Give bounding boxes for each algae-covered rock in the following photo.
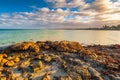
[56,41,83,53]
[42,73,51,80]
[5,60,14,67]
[0,76,6,80]
[43,55,52,62]
[56,75,72,80]
[88,67,103,80]
[24,78,28,80]
[4,42,40,53]
[19,59,30,68]
[14,57,20,63]
[0,59,8,67]
[30,61,43,72]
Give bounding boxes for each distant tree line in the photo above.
[84,24,120,30]
[102,24,120,30]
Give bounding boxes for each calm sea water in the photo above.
[0,29,120,47]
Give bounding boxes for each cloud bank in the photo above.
[0,0,120,28]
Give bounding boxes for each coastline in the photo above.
[0,40,119,80]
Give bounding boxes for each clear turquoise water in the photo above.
[0,29,120,47]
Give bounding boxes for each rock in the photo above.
[5,60,14,67]
[19,59,30,68]
[30,61,43,72]
[0,76,6,80]
[77,67,91,80]
[0,54,7,59]
[21,68,29,77]
[88,67,103,80]
[61,61,67,69]
[42,73,51,80]
[106,63,119,70]
[43,55,52,62]
[68,66,91,80]
[29,43,40,53]
[0,59,8,67]
[35,54,43,59]
[24,78,28,80]
[14,57,20,63]
[4,42,40,53]
[56,75,72,80]
[56,41,83,53]
[20,52,29,59]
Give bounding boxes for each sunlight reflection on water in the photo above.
[0,30,120,46]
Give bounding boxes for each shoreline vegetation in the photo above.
[0,24,120,30]
[0,40,119,80]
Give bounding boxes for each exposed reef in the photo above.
[0,41,119,80]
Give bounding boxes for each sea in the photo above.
[0,29,120,47]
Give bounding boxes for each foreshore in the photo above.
[0,40,119,80]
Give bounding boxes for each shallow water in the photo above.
[0,29,120,46]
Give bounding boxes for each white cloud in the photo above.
[0,0,120,28]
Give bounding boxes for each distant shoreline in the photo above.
[0,28,120,30]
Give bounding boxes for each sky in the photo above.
[0,0,120,29]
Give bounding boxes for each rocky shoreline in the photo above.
[0,41,119,80]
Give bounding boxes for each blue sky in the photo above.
[0,0,120,29]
